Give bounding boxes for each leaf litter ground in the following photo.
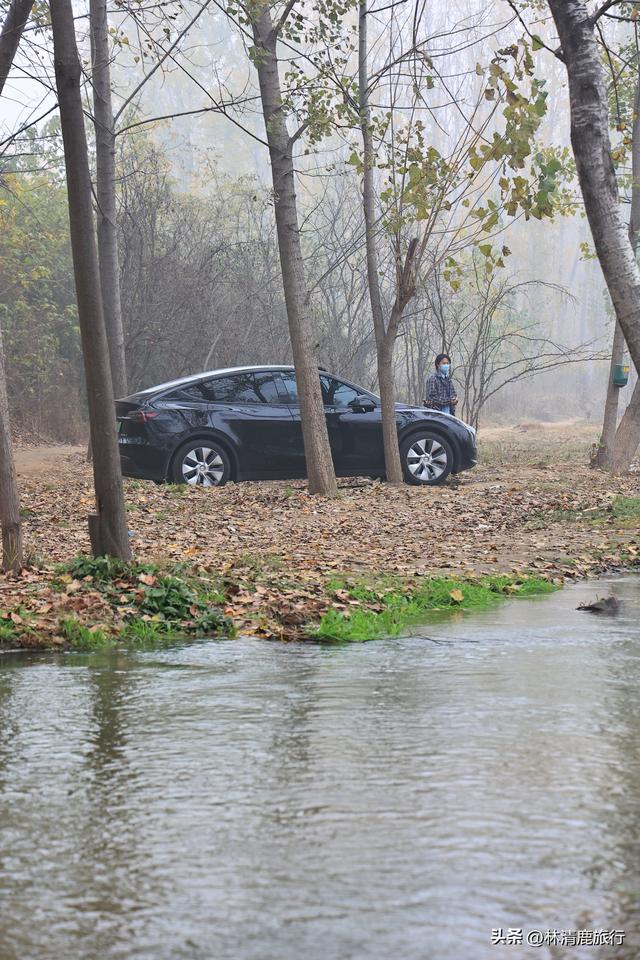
[2,426,639,647]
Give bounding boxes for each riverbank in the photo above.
[2,427,639,648]
[0,561,557,649]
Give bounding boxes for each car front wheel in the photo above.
[171,440,231,487]
[400,432,453,486]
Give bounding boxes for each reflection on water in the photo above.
[1,577,640,960]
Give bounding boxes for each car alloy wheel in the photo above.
[172,441,231,486]
[401,432,453,485]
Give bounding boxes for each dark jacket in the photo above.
[425,371,457,410]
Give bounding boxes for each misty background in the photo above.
[0,0,623,440]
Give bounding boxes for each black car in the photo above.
[116,365,477,487]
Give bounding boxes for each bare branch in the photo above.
[116,99,259,136]
[591,0,624,25]
[0,103,57,151]
[504,0,564,61]
[272,0,297,40]
[113,0,213,123]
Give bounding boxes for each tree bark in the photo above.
[358,0,403,484]
[593,319,625,468]
[548,0,640,376]
[609,378,640,471]
[90,0,127,399]
[0,321,22,574]
[251,4,337,496]
[50,0,130,559]
[594,66,640,470]
[0,0,33,97]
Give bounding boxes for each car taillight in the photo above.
[124,410,158,423]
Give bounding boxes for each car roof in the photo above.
[127,365,296,399]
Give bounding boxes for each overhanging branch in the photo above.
[591,0,624,25]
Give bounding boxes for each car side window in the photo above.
[161,374,288,404]
[320,376,360,408]
[208,375,267,403]
[277,373,364,407]
[163,384,206,402]
[253,372,288,404]
[279,373,298,404]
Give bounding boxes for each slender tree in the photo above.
[90,0,127,398]
[0,0,31,572]
[352,4,569,481]
[596,321,627,467]
[358,0,403,483]
[546,0,640,376]
[0,0,33,95]
[596,41,640,471]
[248,1,337,496]
[0,320,22,573]
[49,0,130,558]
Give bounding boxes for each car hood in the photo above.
[396,403,476,435]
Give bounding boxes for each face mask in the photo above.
[440,363,450,375]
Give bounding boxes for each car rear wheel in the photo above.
[171,440,231,487]
[400,432,453,486]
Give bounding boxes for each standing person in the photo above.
[425,353,458,415]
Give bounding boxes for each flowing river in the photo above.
[1,577,639,960]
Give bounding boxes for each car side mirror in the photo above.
[349,395,376,413]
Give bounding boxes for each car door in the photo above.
[320,375,385,475]
[276,371,310,476]
[201,372,297,478]
[279,372,385,476]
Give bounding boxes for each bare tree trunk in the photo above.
[50,0,130,559]
[378,322,404,481]
[594,320,625,468]
[0,0,33,96]
[0,0,28,573]
[251,4,336,496]
[90,0,127,399]
[595,69,640,469]
[358,0,403,484]
[610,379,640,471]
[0,321,22,573]
[548,1,640,376]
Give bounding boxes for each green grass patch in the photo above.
[165,484,187,497]
[544,506,606,524]
[0,608,41,647]
[544,497,640,527]
[0,620,19,644]
[314,573,556,642]
[118,617,204,649]
[59,617,113,651]
[54,555,233,648]
[611,496,640,520]
[232,552,285,576]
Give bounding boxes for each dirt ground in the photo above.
[15,444,85,479]
[8,418,639,575]
[479,418,602,465]
[3,419,639,641]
